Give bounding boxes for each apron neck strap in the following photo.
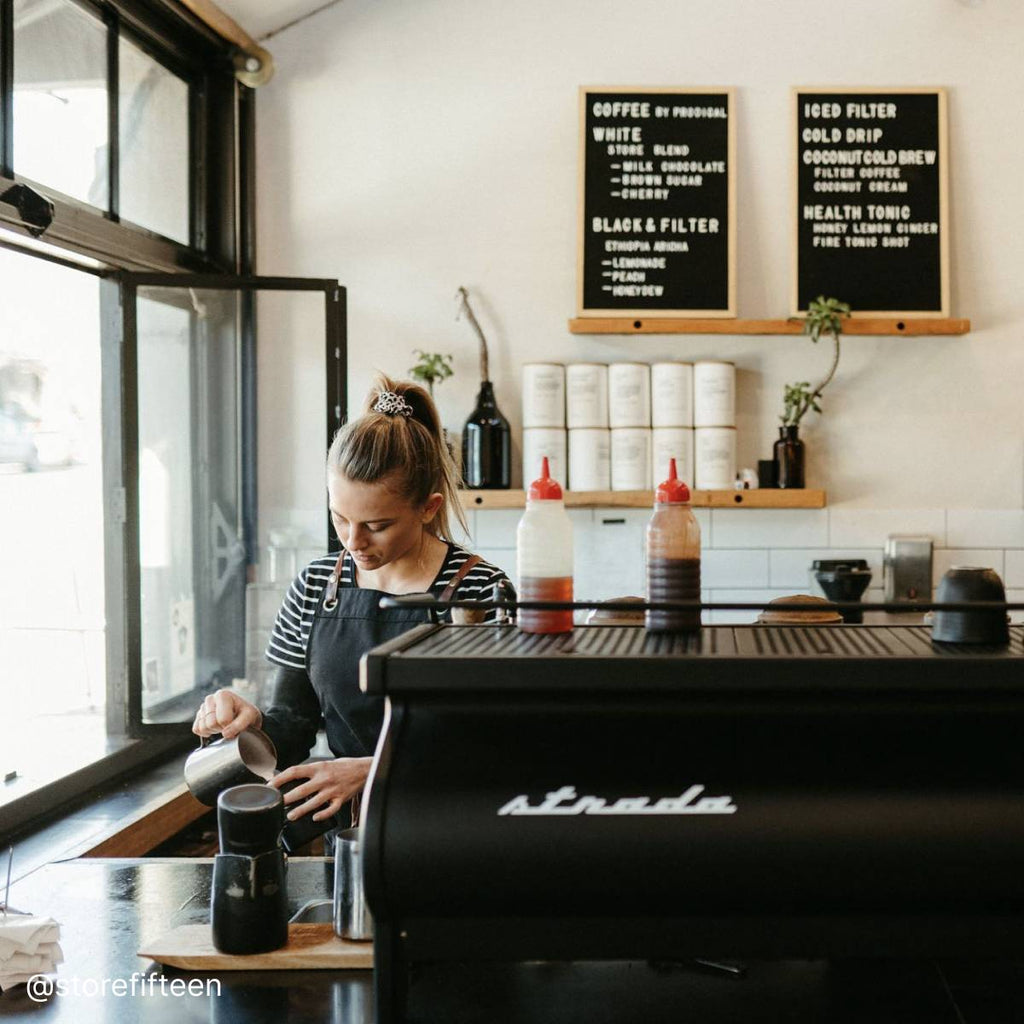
[324,550,482,605]
[324,551,347,605]
[438,554,482,603]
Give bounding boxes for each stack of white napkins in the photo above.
[0,914,63,992]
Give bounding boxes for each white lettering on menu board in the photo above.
[800,100,938,249]
[587,97,728,301]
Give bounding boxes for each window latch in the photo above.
[0,184,55,238]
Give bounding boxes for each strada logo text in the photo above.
[497,785,737,817]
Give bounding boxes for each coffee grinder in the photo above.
[211,783,289,954]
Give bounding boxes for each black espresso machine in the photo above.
[360,621,1024,1021]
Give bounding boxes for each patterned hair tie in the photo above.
[373,390,414,418]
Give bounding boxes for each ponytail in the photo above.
[327,374,468,542]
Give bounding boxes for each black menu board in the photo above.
[578,87,735,317]
[793,88,948,316]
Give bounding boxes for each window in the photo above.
[3,0,219,266]
[12,0,108,209]
[0,0,253,836]
[0,246,107,792]
[118,35,190,243]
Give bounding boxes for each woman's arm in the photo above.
[260,665,324,769]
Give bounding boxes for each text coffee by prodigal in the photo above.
[522,428,568,489]
[693,361,735,427]
[694,426,736,490]
[522,364,566,428]
[568,428,611,491]
[611,428,652,491]
[652,428,695,487]
[566,364,609,429]
[651,362,694,428]
[608,363,651,428]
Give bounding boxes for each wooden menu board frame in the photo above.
[791,87,949,318]
[577,86,736,319]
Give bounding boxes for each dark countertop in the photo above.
[1,858,1023,1022]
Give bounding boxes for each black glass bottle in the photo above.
[462,381,511,489]
[774,425,805,489]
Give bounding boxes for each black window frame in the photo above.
[0,0,240,273]
[116,272,346,738]
[0,0,271,840]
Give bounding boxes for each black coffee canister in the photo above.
[211,784,289,954]
[931,566,1010,645]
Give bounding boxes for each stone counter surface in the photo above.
[0,858,1022,1022]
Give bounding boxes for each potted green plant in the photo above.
[409,349,456,461]
[409,349,454,397]
[777,296,851,487]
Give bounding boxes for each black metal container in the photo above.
[211,784,288,954]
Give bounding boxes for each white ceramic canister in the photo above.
[568,428,611,491]
[651,362,694,428]
[610,428,652,491]
[694,426,736,490]
[693,361,736,428]
[522,363,565,428]
[566,363,609,429]
[608,363,651,428]
[522,428,567,489]
[652,427,695,488]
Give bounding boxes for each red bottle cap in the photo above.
[655,458,691,504]
[528,456,563,500]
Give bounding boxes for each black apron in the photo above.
[305,549,482,759]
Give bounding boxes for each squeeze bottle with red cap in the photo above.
[516,456,574,634]
[645,457,701,632]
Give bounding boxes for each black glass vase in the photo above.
[462,381,511,489]
[774,425,805,489]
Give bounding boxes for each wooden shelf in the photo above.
[460,489,826,510]
[568,317,970,336]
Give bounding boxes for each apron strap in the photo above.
[438,554,483,603]
[325,550,482,608]
[323,551,347,608]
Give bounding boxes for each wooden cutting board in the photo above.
[139,923,373,970]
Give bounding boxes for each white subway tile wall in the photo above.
[244,506,1024,639]
[702,549,770,589]
[946,510,1024,549]
[1006,550,1024,589]
[828,509,947,549]
[465,506,1024,624]
[712,509,828,549]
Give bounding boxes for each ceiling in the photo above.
[214,0,331,41]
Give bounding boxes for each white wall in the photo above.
[253,0,1024,552]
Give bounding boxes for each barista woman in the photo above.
[192,375,512,826]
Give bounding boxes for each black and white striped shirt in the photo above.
[265,544,514,671]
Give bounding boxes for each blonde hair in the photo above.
[327,374,467,542]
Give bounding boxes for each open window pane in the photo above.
[0,247,105,799]
[137,287,242,722]
[119,37,190,244]
[13,0,109,209]
[124,276,342,729]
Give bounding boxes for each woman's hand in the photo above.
[192,688,262,740]
[269,758,372,822]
